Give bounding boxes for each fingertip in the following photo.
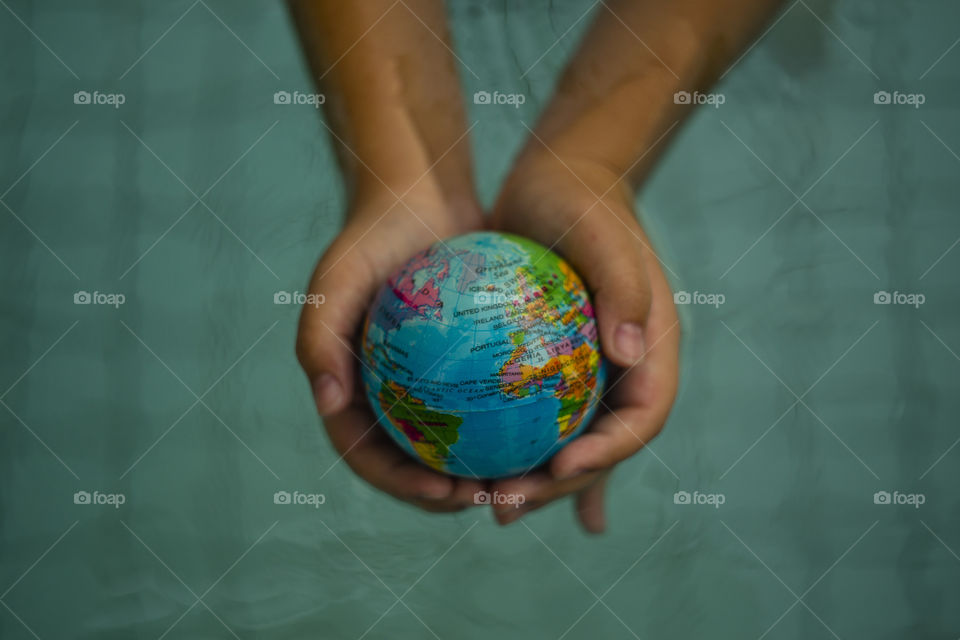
[576,477,608,534]
[579,507,606,534]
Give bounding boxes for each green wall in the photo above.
[1,1,958,638]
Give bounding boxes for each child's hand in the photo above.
[288,0,488,511]
[487,154,680,532]
[289,0,776,530]
[296,187,488,512]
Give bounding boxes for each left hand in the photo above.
[487,152,680,533]
[296,183,488,513]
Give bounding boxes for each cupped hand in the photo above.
[488,153,680,533]
[296,183,488,512]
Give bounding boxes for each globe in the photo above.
[360,231,607,479]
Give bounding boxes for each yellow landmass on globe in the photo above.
[498,342,600,438]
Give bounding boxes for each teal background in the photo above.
[2,1,959,638]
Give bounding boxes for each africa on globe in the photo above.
[361,232,606,479]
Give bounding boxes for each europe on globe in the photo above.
[361,231,606,479]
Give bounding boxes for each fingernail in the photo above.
[614,323,646,362]
[312,374,343,415]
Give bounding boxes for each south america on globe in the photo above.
[360,231,607,479]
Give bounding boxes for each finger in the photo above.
[575,472,610,534]
[603,248,681,413]
[549,406,664,481]
[413,477,490,513]
[556,206,653,368]
[296,229,380,415]
[491,470,601,525]
[552,256,680,479]
[492,181,653,367]
[323,403,455,502]
[446,476,491,507]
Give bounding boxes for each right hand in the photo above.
[296,183,487,512]
[487,153,680,532]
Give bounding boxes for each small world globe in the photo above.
[361,231,606,479]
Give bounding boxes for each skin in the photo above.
[289,0,784,531]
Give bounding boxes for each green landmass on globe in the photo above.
[361,231,606,479]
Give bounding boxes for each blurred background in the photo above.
[1,0,959,638]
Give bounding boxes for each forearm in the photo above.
[520,0,784,190]
[287,0,476,208]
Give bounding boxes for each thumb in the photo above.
[296,237,379,416]
[558,205,652,367]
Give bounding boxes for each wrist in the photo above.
[501,150,636,217]
[349,162,478,214]
[335,100,478,222]
[492,151,646,254]
[349,173,482,233]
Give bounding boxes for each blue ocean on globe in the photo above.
[361,232,607,478]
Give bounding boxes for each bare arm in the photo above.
[492,0,785,532]
[287,0,478,211]
[520,0,784,186]
[290,0,484,509]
